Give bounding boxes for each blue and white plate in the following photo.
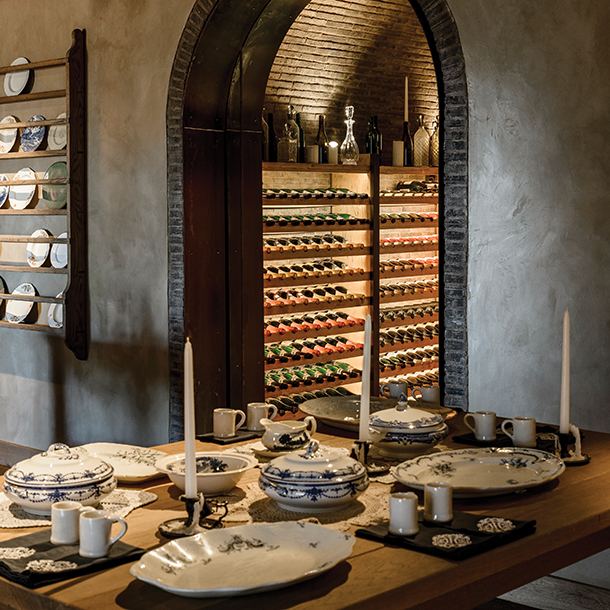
[0,174,8,207]
[21,115,46,152]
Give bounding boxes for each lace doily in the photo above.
[0,489,158,528]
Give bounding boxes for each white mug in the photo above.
[423,482,453,523]
[246,402,278,432]
[501,417,537,448]
[79,510,127,558]
[380,380,407,399]
[389,492,419,536]
[51,501,94,545]
[412,386,440,404]
[213,408,246,438]
[464,411,497,441]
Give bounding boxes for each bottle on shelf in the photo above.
[295,112,306,163]
[429,116,439,167]
[262,113,269,162]
[267,112,278,162]
[402,120,414,166]
[277,105,300,163]
[340,105,359,165]
[315,115,330,164]
[413,114,430,167]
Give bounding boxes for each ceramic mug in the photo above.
[423,481,453,523]
[246,402,278,432]
[79,510,127,558]
[260,416,317,451]
[389,492,419,536]
[464,411,497,441]
[213,408,246,439]
[501,417,537,448]
[380,380,407,399]
[411,386,440,404]
[51,501,94,545]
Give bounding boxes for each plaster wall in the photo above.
[0,0,194,450]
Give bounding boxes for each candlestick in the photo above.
[560,309,570,434]
[359,313,372,442]
[404,76,409,122]
[184,337,197,498]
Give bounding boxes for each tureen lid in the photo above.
[369,394,443,431]
[260,440,366,483]
[4,443,114,488]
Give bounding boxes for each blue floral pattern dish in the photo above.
[393,447,566,498]
[21,115,46,152]
[0,174,7,206]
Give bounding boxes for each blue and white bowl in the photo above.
[259,441,369,512]
[3,443,117,515]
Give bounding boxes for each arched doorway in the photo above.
[166,0,468,440]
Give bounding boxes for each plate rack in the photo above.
[0,29,87,360]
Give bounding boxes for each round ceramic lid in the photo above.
[369,398,443,431]
[5,443,114,488]
[260,440,366,483]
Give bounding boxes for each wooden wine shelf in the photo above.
[380,313,438,328]
[264,322,365,343]
[379,358,440,377]
[380,288,438,304]
[264,296,370,316]
[265,375,362,398]
[263,161,371,174]
[264,244,370,261]
[380,242,438,255]
[380,195,438,204]
[379,165,439,177]
[263,221,369,233]
[263,270,370,288]
[379,219,438,229]
[265,348,363,371]
[380,265,438,279]
[379,337,438,354]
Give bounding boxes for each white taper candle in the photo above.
[359,313,372,442]
[559,309,570,435]
[184,337,197,497]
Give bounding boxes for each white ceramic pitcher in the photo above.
[260,416,317,451]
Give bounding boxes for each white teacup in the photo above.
[51,501,94,545]
[380,380,407,399]
[464,411,497,441]
[213,408,246,438]
[79,510,127,558]
[411,386,440,404]
[246,402,278,432]
[501,417,537,448]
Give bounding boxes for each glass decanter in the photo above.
[340,105,359,165]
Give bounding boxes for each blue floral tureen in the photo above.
[259,440,369,512]
[3,443,117,515]
[369,394,449,458]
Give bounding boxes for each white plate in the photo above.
[50,232,68,268]
[21,115,46,153]
[0,174,8,206]
[394,447,565,498]
[79,443,167,482]
[48,113,67,150]
[47,291,63,329]
[26,229,51,267]
[9,167,36,209]
[130,522,355,598]
[4,57,30,97]
[0,116,18,154]
[5,282,36,323]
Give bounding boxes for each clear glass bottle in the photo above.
[340,105,359,165]
[315,115,329,163]
[277,105,299,163]
[429,115,439,167]
[413,114,430,167]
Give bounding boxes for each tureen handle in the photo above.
[43,443,73,458]
[303,440,320,459]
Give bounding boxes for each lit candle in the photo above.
[328,141,339,164]
[184,337,197,498]
[404,76,409,122]
[559,309,570,434]
[359,313,372,442]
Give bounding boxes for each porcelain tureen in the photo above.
[3,443,117,515]
[369,394,449,458]
[259,440,369,512]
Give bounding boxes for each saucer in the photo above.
[251,441,295,459]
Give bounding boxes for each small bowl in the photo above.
[156,452,257,496]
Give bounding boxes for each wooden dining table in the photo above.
[0,412,609,610]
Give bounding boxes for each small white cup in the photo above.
[246,402,278,432]
[51,501,94,545]
[464,411,497,441]
[501,416,537,448]
[306,145,319,163]
[392,141,404,167]
[412,386,440,404]
[423,482,453,523]
[79,510,127,558]
[389,492,419,536]
[380,380,407,399]
[213,408,246,438]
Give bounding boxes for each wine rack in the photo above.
[262,158,440,416]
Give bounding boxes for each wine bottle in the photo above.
[267,113,278,162]
[278,105,299,163]
[315,115,330,163]
[261,113,269,162]
[365,117,376,154]
[402,120,414,166]
[429,115,439,167]
[295,113,306,163]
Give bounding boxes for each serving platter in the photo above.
[393,447,565,498]
[26,229,51,267]
[21,115,46,152]
[0,116,18,154]
[5,283,36,323]
[130,522,355,598]
[4,58,30,97]
[78,443,167,483]
[9,167,37,209]
[299,395,455,432]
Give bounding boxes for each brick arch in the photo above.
[166,0,468,440]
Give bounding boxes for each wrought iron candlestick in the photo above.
[158,493,227,538]
[350,440,389,475]
[558,423,590,466]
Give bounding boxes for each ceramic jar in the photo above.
[369,398,448,458]
[259,440,369,512]
[3,443,117,515]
